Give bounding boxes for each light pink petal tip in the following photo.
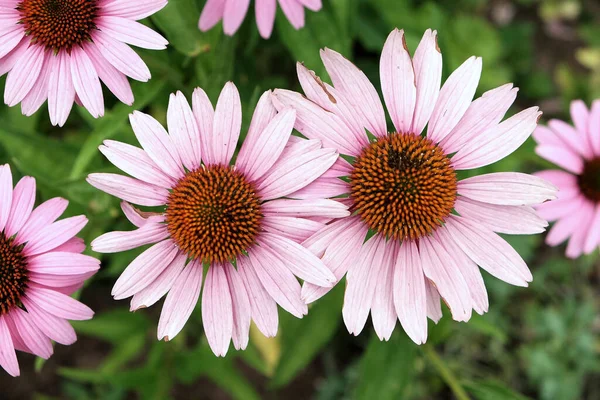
[202,264,233,357]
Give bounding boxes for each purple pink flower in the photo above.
[272,28,556,343]
[0,0,168,126]
[0,164,97,377]
[199,0,322,39]
[87,83,346,356]
[534,99,600,258]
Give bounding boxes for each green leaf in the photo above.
[151,0,214,57]
[353,332,418,400]
[464,379,532,400]
[271,284,344,388]
[71,309,151,344]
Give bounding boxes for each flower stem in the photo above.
[423,344,470,400]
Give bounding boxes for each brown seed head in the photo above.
[578,158,600,202]
[0,233,28,315]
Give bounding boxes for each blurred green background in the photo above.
[1,0,599,399]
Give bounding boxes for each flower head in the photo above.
[87,83,345,356]
[199,0,322,39]
[0,164,97,377]
[272,28,556,343]
[0,0,168,126]
[534,99,600,258]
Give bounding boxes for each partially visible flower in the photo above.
[272,28,556,343]
[0,164,97,377]
[199,0,321,39]
[87,84,345,356]
[0,0,168,126]
[534,99,600,258]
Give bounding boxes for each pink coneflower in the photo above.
[272,28,556,343]
[199,0,321,39]
[0,0,168,126]
[533,100,600,258]
[0,164,97,377]
[87,83,344,356]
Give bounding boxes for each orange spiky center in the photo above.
[0,233,28,315]
[165,165,263,263]
[578,158,600,202]
[350,132,457,240]
[17,0,98,52]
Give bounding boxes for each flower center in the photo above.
[17,0,98,52]
[578,158,600,202]
[350,132,457,240]
[0,233,29,315]
[165,165,263,263]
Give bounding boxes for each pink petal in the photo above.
[5,176,35,237]
[130,252,187,311]
[536,193,585,222]
[24,216,87,257]
[199,0,225,32]
[129,111,184,179]
[545,207,583,247]
[301,216,368,303]
[237,107,295,181]
[28,271,95,288]
[0,36,28,76]
[120,201,163,228]
[420,234,472,322]
[262,198,349,218]
[452,106,542,170]
[100,0,167,20]
[111,240,180,299]
[87,173,169,206]
[27,252,100,275]
[48,51,76,127]
[20,299,76,345]
[84,41,134,105]
[565,202,596,259]
[6,309,53,359]
[91,221,169,253]
[441,83,518,154]
[343,235,386,336]
[320,48,387,138]
[0,26,24,60]
[25,285,94,321]
[70,47,104,118]
[411,29,442,135]
[157,260,203,341]
[458,172,557,206]
[0,164,12,232]
[287,176,350,200]
[92,30,151,81]
[454,197,548,234]
[0,316,19,377]
[262,216,324,243]
[4,44,44,106]
[99,140,175,188]
[14,197,68,246]
[446,215,532,286]
[371,241,398,341]
[223,263,251,350]
[248,244,307,318]
[223,0,250,35]
[167,91,202,171]
[380,29,415,134]
[589,100,600,156]
[201,263,233,356]
[393,241,427,344]
[96,16,168,50]
[279,0,305,29]
[536,144,585,175]
[272,89,363,156]
[192,87,215,165]
[255,0,276,38]
[548,119,591,159]
[425,280,442,323]
[258,232,336,286]
[211,82,242,165]
[570,99,589,136]
[237,255,279,337]
[583,203,600,254]
[53,237,86,254]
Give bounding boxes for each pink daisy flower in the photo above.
[533,99,600,258]
[199,0,322,39]
[0,0,168,126]
[87,83,345,356]
[272,28,557,343]
[0,164,97,377]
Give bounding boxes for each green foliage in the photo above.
[0,0,599,399]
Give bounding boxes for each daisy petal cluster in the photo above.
[0,164,97,377]
[534,99,600,258]
[0,0,168,126]
[272,28,556,343]
[87,83,346,356]
[199,0,322,39]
